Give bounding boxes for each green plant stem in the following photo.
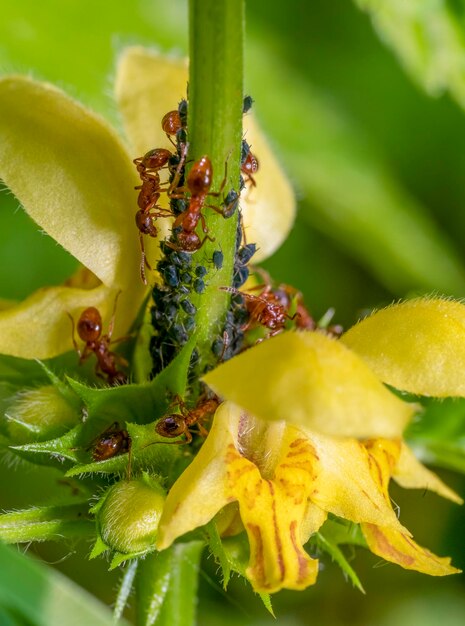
[188,0,244,366]
[0,503,94,543]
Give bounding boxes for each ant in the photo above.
[88,422,131,461]
[68,294,128,386]
[168,155,238,253]
[150,395,219,445]
[133,148,176,283]
[221,285,295,336]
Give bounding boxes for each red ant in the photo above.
[168,155,238,253]
[221,285,296,336]
[133,148,176,283]
[147,395,219,445]
[68,294,128,386]
[88,422,131,461]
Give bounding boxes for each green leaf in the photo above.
[0,504,94,544]
[354,0,465,111]
[135,542,204,626]
[405,397,465,473]
[0,542,129,626]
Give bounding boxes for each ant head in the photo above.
[77,307,102,342]
[135,210,158,237]
[156,414,186,438]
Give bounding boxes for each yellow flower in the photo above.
[0,48,294,359]
[157,299,465,593]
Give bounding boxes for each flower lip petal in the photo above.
[342,298,465,397]
[203,330,413,439]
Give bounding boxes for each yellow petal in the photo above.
[342,298,465,397]
[394,442,463,504]
[115,47,295,261]
[156,402,238,551]
[115,47,187,156]
[0,77,145,358]
[158,404,322,593]
[362,524,460,576]
[361,438,460,576]
[228,438,320,593]
[115,47,190,254]
[203,330,413,438]
[303,431,406,529]
[240,115,296,262]
[0,281,121,359]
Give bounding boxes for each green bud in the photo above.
[96,474,166,555]
[7,385,79,443]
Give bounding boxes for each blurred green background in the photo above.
[1,0,465,624]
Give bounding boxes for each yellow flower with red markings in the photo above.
[158,298,465,592]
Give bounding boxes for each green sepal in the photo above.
[204,520,231,589]
[319,517,367,548]
[110,551,146,571]
[310,517,366,593]
[10,423,83,468]
[36,359,83,410]
[66,336,195,425]
[221,534,274,616]
[89,535,108,560]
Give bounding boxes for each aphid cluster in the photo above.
[137,96,259,378]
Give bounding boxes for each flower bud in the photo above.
[7,385,79,443]
[96,474,165,555]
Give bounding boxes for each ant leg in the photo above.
[107,290,123,340]
[168,142,190,194]
[66,312,82,358]
[199,212,209,234]
[197,234,216,250]
[139,233,151,285]
[126,440,133,480]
